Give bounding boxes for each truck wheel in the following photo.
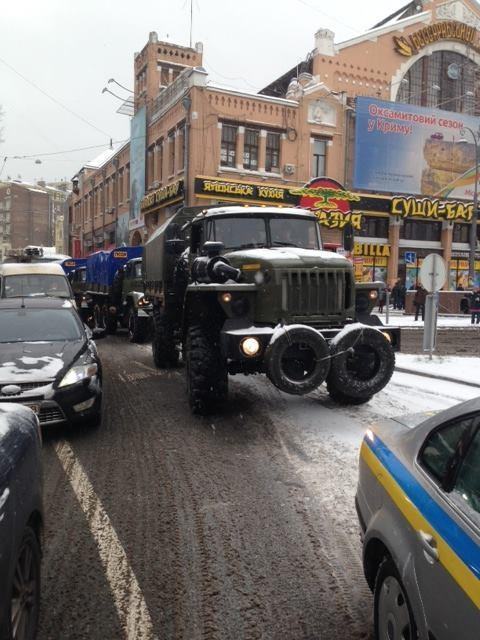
[264,326,330,395]
[186,324,228,415]
[128,308,147,343]
[327,326,394,401]
[103,305,117,334]
[152,308,178,367]
[326,384,372,406]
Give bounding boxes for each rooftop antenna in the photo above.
[189,0,193,48]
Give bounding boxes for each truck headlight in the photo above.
[58,363,98,388]
[137,296,151,307]
[369,290,378,300]
[240,337,261,357]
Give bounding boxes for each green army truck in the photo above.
[144,206,400,414]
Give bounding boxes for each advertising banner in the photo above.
[116,212,130,246]
[129,106,146,222]
[354,97,480,198]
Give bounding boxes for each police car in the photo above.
[356,398,480,639]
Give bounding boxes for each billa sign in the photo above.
[353,243,390,258]
[393,21,479,57]
[140,179,184,213]
[391,196,473,222]
[194,175,363,229]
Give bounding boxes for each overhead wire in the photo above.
[0,55,112,139]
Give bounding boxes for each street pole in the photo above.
[459,127,479,288]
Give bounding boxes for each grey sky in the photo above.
[1,0,405,183]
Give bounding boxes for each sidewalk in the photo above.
[378,308,478,328]
[395,353,480,389]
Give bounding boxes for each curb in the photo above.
[395,367,480,389]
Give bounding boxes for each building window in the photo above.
[168,130,175,175]
[401,220,442,241]
[453,223,470,243]
[265,132,280,172]
[357,216,389,238]
[312,138,327,178]
[243,128,259,170]
[178,125,185,171]
[396,51,480,115]
[221,125,237,167]
[157,140,163,183]
[160,67,169,87]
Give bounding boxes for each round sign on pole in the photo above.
[419,254,447,292]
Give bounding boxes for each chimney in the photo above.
[149,31,158,43]
[315,29,335,57]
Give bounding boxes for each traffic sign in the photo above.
[404,251,417,265]
[419,253,447,292]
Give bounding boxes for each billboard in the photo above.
[129,106,146,222]
[354,97,480,199]
[116,213,129,246]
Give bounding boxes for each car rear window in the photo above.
[0,309,83,343]
[3,274,71,298]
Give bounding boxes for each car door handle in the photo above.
[418,530,439,563]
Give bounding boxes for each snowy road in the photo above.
[38,337,478,640]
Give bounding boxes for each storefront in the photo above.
[353,242,389,284]
[141,179,185,234]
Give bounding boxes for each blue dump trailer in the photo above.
[61,257,87,276]
[70,247,152,342]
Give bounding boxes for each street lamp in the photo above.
[458,127,479,287]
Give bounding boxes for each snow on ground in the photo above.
[378,310,476,327]
[396,353,480,386]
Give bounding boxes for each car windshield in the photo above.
[0,309,83,343]
[270,218,320,249]
[3,274,71,298]
[206,217,267,250]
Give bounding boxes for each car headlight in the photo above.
[137,296,151,307]
[58,363,98,388]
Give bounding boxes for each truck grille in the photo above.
[279,269,352,317]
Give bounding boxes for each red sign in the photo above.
[290,178,363,230]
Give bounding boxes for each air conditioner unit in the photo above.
[283,164,295,175]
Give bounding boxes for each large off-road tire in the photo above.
[7,525,41,640]
[152,306,178,368]
[374,557,417,640]
[327,325,394,403]
[127,308,147,343]
[264,326,330,395]
[186,324,228,415]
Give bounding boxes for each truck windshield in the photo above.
[270,218,320,249]
[3,275,72,298]
[206,217,267,250]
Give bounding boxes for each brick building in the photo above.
[69,0,480,288]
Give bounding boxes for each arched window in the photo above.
[396,51,480,115]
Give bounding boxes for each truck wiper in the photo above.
[272,241,300,247]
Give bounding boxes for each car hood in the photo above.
[390,411,440,430]
[0,340,84,384]
[225,247,351,269]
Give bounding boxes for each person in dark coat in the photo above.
[391,281,400,309]
[470,289,480,325]
[398,281,406,310]
[377,284,388,314]
[413,283,427,321]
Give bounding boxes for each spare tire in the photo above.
[265,326,330,395]
[327,325,394,400]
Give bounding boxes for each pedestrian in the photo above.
[391,280,400,309]
[470,288,480,325]
[398,281,406,310]
[413,283,427,321]
[377,284,387,314]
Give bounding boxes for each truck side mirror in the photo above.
[166,239,186,255]
[343,222,354,252]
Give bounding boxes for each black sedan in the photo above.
[0,298,104,427]
[0,403,43,640]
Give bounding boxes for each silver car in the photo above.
[356,397,480,640]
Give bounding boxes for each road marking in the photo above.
[54,441,156,640]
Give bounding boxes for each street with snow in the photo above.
[37,333,479,640]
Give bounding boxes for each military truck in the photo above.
[71,247,152,342]
[144,206,400,414]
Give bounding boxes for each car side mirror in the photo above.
[92,328,107,340]
[343,222,354,252]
